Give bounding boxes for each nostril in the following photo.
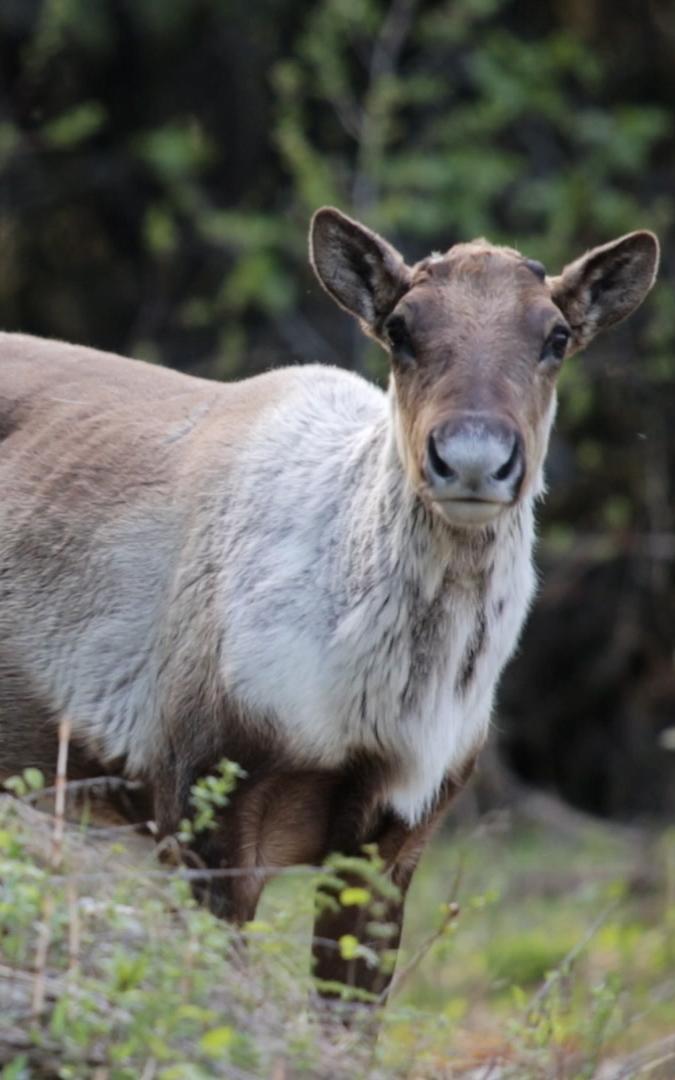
[492,439,519,482]
[427,433,456,481]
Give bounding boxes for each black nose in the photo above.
[426,416,524,501]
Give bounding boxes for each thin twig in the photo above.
[385,899,460,1003]
[46,863,328,884]
[51,717,71,869]
[384,854,465,1002]
[594,1034,675,1079]
[527,900,619,1018]
[21,774,144,804]
[1,962,133,1021]
[352,0,419,214]
[31,717,71,1015]
[67,878,80,972]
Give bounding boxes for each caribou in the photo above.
[0,208,658,1003]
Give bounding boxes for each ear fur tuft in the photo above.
[309,208,410,336]
[550,231,659,350]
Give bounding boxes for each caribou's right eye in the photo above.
[540,323,571,365]
[385,315,415,362]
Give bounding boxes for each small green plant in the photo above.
[1,774,673,1076]
[177,759,246,843]
[311,844,402,1002]
[2,767,45,798]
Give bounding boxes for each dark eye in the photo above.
[541,324,570,364]
[385,315,415,362]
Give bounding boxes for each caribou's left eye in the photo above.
[385,315,415,363]
[541,324,570,364]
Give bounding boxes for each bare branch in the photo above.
[352,0,419,215]
[31,717,72,1016]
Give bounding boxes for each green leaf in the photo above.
[175,1003,216,1024]
[199,1025,235,1056]
[0,121,20,164]
[244,919,274,934]
[338,933,360,960]
[23,768,44,792]
[43,102,106,147]
[339,886,371,907]
[1,1054,30,1080]
[3,776,27,797]
[145,206,178,255]
[135,121,214,182]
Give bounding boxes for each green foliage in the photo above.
[271,0,670,251]
[257,0,673,409]
[3,768,45,798]
[1,788,673,1076]
[134,121,215,185]
[177,759,246,842]
[487,930,571,986]
[2,0,672,446]
[42,101,107,148]
[310,845,403,1002]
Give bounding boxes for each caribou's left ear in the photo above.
[550,231,659,351]
[309,207,411,337]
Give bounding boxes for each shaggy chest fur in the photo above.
[216,368,536,825]
[0,356,537,827]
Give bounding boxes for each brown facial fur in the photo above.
[310,209,658,526]
[389,241,565,501]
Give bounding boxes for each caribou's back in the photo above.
[0,332,299,778]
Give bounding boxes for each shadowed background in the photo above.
[0,0,673,820]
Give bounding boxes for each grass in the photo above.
[386,821,675,1076]
[1,778,674,1079]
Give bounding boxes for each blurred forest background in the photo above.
[0,0,673,821]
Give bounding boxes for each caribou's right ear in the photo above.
[549,231,659,352]
[309,207,411,336]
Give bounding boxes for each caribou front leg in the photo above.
[311,766,475,1019]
